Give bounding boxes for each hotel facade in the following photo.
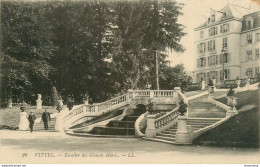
[193,4,260,85]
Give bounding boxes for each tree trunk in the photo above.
[154,50,159,90]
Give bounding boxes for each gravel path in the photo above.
[0,130,259,164]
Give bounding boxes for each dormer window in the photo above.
[211,14,215,23]
[246,17,254,30]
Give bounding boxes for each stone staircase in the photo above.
[33,118,56,132]
[90,115,139,136]
[144,95,225,144]
[68,104,147,137]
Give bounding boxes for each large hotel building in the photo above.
[193,4,260,86]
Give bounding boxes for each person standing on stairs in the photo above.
[28,112,36,132]
[42,109,51,130]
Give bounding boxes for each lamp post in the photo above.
[221,47,228,86]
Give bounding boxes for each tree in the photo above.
[1,1,56,106]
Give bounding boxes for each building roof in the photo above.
[241,11,260,32]
[196,3,251,29]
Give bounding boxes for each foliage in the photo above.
[208,79,214,86]
[194,90,259,148]
[227,87,235,96]
[51,86,59,107]
[0,0,187,106]
[179,99,187,115]
[146,99,155,114]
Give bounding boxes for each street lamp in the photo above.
[221,46,228,86]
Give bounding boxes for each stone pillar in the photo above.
[213,79,216,91]
[150,91,154,98]
[36,100,42,109]
[94,104,99,113]
[173,87,181,105]
[127,89,134,101]
[226,108,238,117]
[175,115,192,144]
[8,98,12,109]
[19,112,29,130]
[246,78,250,90]
[201,81,205,90]
[84,100,89,105]
[145,115,157,138]
[55,113,64,132]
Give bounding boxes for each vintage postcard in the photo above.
[0,0,259,165]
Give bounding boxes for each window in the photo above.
[246,68,253,77]
[220,69,230,80]
[256,49,259,60]
[200,31,204,39]
[208,56,212,66]
[220,23,229,33]
[211,14,215,23]
[197,73,206,82]
[197,57,206,67]
[255,67,260,77]
[222,37,228,49]
[208,27,218,36]
[247,34,252,44]
[246,18,253,30]
[257,33,260,42]
[246,50,253,61]
[208,40,216,51]
[197,42,206,53]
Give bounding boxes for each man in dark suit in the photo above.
[42,109,51,130]
[28,112,36,132]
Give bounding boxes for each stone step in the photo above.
[187,122,215,125]
[93,126,135,135]
[187,119,220,122]
[143,137,176,144]
[107,120,135,128]
[122,116,139,122]
[157,133,176,138]
[155,135,175,141]
[163,130,177,134]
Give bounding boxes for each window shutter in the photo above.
[216,55,218,64]
[227,69,230,79]
[219,54,222,64]
[227,23,229,32]
[197,44,199,53]
[197,59,199,67]
[216,27,218,35]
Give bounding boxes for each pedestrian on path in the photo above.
[42,109,51,130]
[28,112,36,132]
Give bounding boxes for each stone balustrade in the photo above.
[62,90,178,130]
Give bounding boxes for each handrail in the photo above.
[62,89,178,129]
[154,106,179,130]
[135,112,149,137]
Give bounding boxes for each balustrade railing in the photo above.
[154,107,179,129]
[62,90,178,129]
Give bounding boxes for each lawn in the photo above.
[0,106,56,129]
[193,88,259,148]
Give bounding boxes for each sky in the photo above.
[167,0,260,72]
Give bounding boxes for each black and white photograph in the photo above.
[0,0,259,165]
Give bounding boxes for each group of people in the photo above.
[27,109,51,132]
